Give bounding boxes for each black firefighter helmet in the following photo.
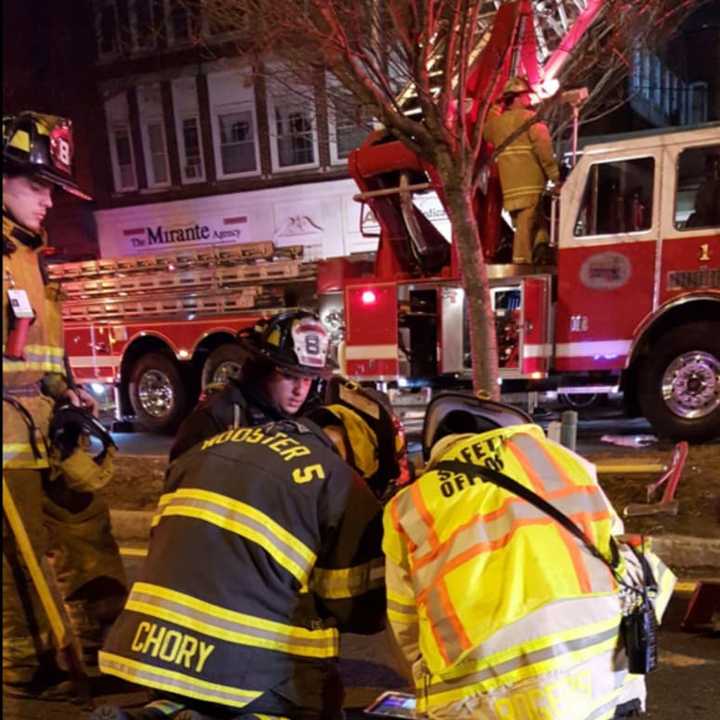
[422,391,533,462]
[237,309,334,379]
[2,111,92,200]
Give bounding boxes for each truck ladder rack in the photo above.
[60,288,282,323]
[46,242,306,281]
[57,259,315,301]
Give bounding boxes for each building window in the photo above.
[181,117,204,180]
[275,104,315,167]
[219,109,257,174]
[137,84,170,188]
[208,70,260,179]
[132,0,163,51]
[574,157,655,236]
[112,126,137,190]
[172,76,205,183]
[144,120,170,186]
[97,1,120,57]
[328,83,373,163]
[105,92,137,192]
[674,145,720,230]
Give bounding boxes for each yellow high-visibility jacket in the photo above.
[3,212,66,470]
[383,424,676,718]
[484,106,560,211]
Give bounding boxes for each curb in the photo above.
[109,509,720,570]
[650,534,720,570]
[110,509,154,542]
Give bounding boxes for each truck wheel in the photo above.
[129,353,188,434]
[201,344,247,390]
[559,392,602,410]
[638,322,720,441]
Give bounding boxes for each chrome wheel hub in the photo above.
[138,369,174,418]
[662,351,720,419]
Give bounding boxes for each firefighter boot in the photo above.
[90,699,194,719]
[2,650,75,702]
[65,581,126,666]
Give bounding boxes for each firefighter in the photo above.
[96,378,406,720]
[169,309,333,461]
[383,392,677,720]
[483,77,560,265]
[3,111,126,699]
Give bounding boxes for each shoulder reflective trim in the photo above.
[3,356,66,374]
[386,591,418,622]
[423,623,619,700]
[151,489,316,587]
[98,651,261,709]
[3,443,49,469]
[499,145,534,154]
[128,582,339,658]
[392,482,440,555]
[507,433,572,493]
[24,344,66,358]
[309,557,384,600]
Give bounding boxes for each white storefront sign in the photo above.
[95,177,452,260]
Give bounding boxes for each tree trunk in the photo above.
[442,184,500,400]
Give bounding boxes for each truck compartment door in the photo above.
[344,282,398,380]
[521,276,552,377]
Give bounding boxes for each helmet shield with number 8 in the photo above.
[3,112,92,200]
[238,309,333,379]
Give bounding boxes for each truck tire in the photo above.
[129,352,188,434]
[201,343,247,390]
[638,322,720,442]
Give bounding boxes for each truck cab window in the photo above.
[574,157,654,236]
[674,144,720,230]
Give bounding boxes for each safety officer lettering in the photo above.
[131,621,215,673]
[201,427,311,461]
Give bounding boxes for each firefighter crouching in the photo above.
[169,309,333,461]
[3,111,126,700]
[483,77,560,265]
[96,377,407,719]
[383,392,676,720]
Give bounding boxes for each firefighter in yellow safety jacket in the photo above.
[97,378,407,719]
[3,112,126,700]
[483,77,560,264]
[383,392,676,720]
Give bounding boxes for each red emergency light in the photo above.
[361,289,377,305]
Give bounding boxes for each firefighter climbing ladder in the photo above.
[47,242,318,324]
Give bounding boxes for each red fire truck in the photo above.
[321,121,720,442]
[52,0,719,440]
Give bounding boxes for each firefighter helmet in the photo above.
[502,76,531,97]
[48,402,117,462]
[2,111,92,200]
[238,309,333,379]
[422,391,533,461]
[305,376,409,499]
[48,403,117,493]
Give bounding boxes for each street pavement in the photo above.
[5,408,718,718]
[4,549,718,719]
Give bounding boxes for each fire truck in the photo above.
[322,121,720,442]
[49,242,320,432]
[51,0,719,440]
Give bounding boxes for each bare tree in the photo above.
[188,0,702,398]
